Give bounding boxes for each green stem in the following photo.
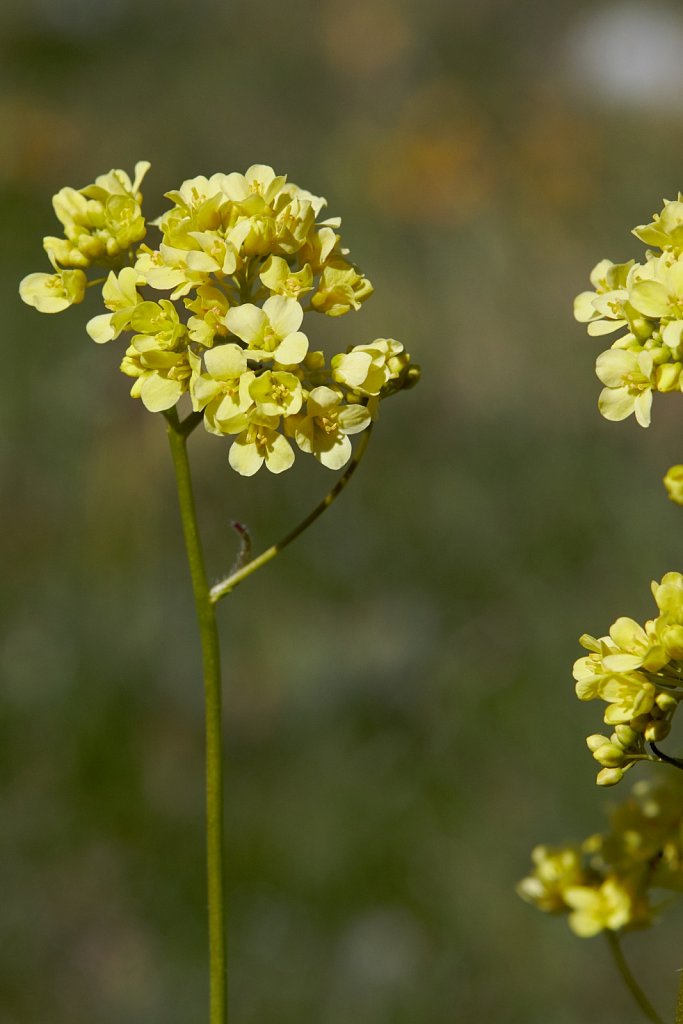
[165,409,226,1024]
[605,931,664,1024]
[209,425,373,604]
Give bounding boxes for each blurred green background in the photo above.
[4,0,683,1020]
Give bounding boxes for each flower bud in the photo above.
[596,767,624,786]
[664,465,683,507]
[644,719,671,742]
[614,724,639,748]
[655,691,678,714]
[630,714,650,733]
[660,624,683,658]
[632,317,654,341]
[656,362,682,392]
[586,734,609,753]
[592,743,625,767]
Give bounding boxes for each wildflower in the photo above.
[332,339,406,396]
[228,424,294,476]
[287,386,371,469]
[19,261,86,313]
[19,162,417,474]
[516,845,586,913]
[573,573,683,784]
[563,877,635,936]
[225,296,309,365]
[190,344,253,434]
[595,349,655,427]
[46,161,150,268]
[86,267,143,343]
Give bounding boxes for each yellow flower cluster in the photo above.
[518,777,683,937]
[19,163,417,475]
[574,197,683,427]
[573,572,683,785]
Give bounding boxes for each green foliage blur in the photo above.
[4,0,683,1020]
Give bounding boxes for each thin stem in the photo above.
[165,408,226,1024]
[210,425,373,604]
[676,961,683,1024]
[605,931,664,1024]
[648,741,683,771]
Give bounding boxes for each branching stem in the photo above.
[209,425,373,604]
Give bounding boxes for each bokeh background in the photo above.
[4,0,683,1020]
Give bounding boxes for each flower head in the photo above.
[575,199,683,428]
[19,162,417,475]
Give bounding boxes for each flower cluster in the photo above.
[574,196,683,427]
[573,572,683,785]
[20,163,417,475]
[518,776,683,936]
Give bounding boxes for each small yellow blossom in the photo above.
[311,261,374,316]
[19,264,86,313]
[595,349,655,427]
[225,295,308,365]
[228,424,294,476]
[564,877,635,936]
[573,573,683,785]
[287,386,371,469]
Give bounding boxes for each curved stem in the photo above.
[210,425,373,604]
[605,931,664,1024]
[165,409,226,1024]
[648,741,683,771]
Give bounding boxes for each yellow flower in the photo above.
[190,344,253,435]
[259,256,313,298]
[332,339,405,395]
[86,267,143,343]
[48,161,150,267]
[225,296,308,365]
[228,424,294,476]
[19,263,86,313]
[633,196,683,251]
[120,341,191,412]
[516,844,586,913]
[311,261,374,316]
[595,349,655,427]
[185,285,231,348]
[564,876,635,936]
[248,370,302,418]
[287,386,371,469]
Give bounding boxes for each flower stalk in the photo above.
[18,160,417,1022]
[165,407,226,1024]
[605,931,664,1024]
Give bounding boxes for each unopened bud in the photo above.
[656,362,682,391]
[664,465,683,507]
[644,719,671,742]
[597,767,624,786]
[614,724,639,748]
[592,742,625,767]
[655,691,678,714]
[630,714,650,733]
[660,624,683,659]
